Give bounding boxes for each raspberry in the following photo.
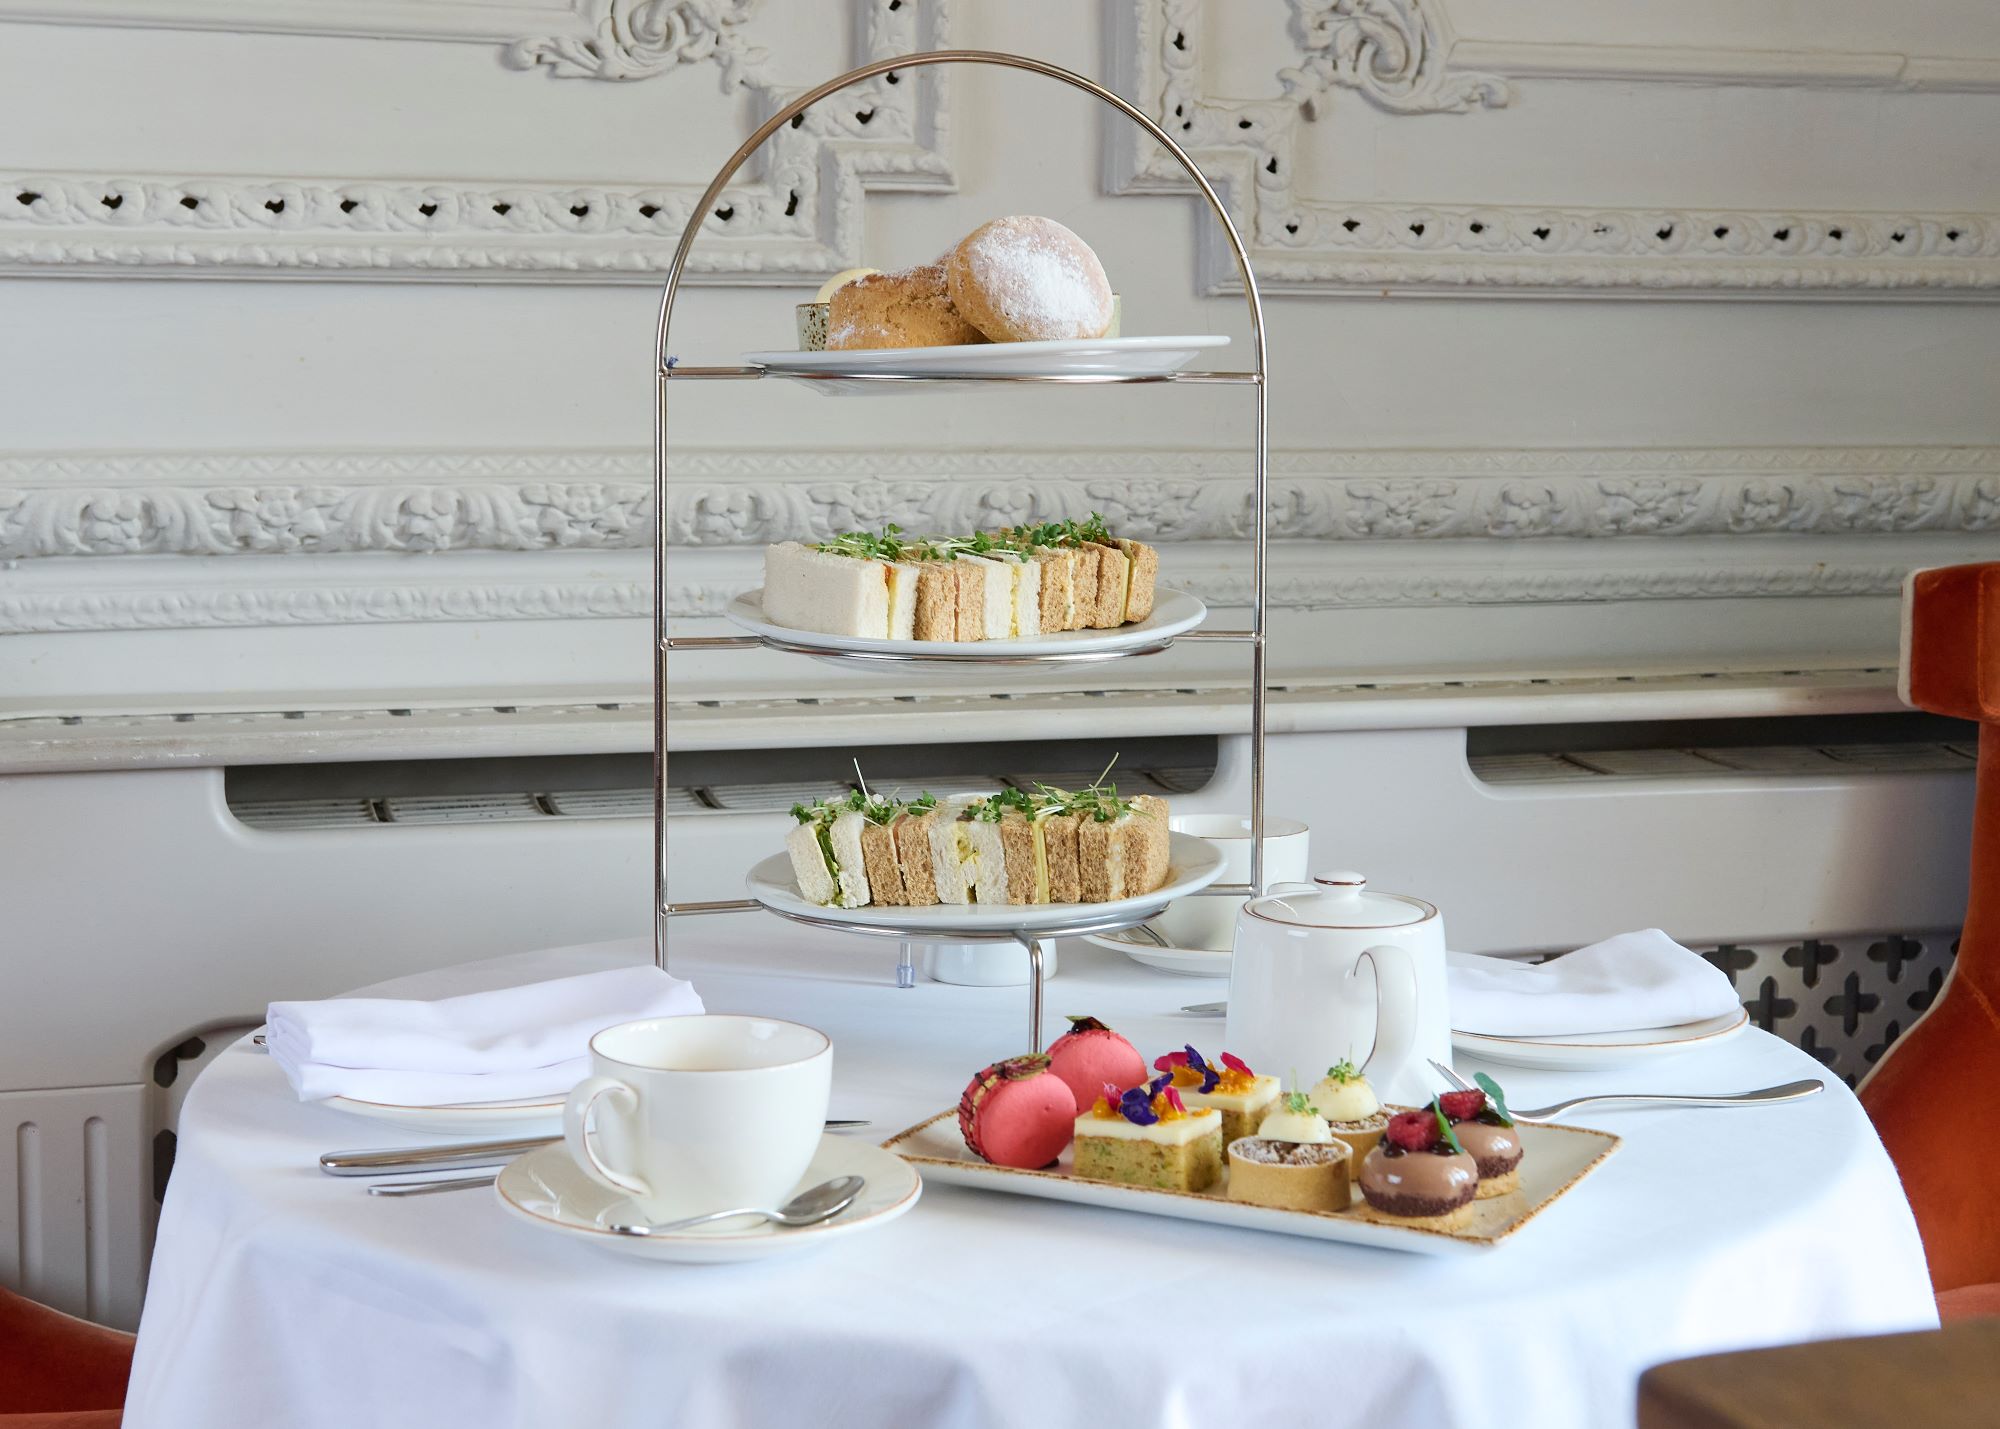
[1384,1110,1438,1151]
[1439,1089,1486,1122]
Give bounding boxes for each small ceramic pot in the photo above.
[796,302,830,352]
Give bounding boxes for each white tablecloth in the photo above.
[126,923,1938,1429]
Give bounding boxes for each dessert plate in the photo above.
[747,831,1227,937]
[1083,923,1232,977]
[323,1092,563,1138]
[1451,1007,1752,1071]
[744,334,1230,384]
[886,1111,1618,1256]
[495,1133,920,1264]
[724,586,1207,663]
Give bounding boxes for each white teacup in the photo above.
[1153,814,1311,951]
[563,1014,831,1222]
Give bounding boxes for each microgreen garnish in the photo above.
[1281,1090,1317,1116]
[1323,1059,1359,1083]
[1473,1071,1515,1127]
[1430,1098,1466,1155]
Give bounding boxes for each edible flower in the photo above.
[1153,1046,1220,1094]
[1162,1086,1187,1115]
[1117,1085,1159,1126]
[1214,1051,1257,1095]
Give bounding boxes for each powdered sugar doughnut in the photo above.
[945,216,1114,343]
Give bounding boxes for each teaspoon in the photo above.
[607,1174,864,1238]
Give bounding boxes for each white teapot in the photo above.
[1225,871,1452,1108]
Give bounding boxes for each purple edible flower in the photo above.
[1118,1086,1159,1126]
[1182,1045,1220,1094]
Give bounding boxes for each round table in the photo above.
[126,922,1938,1429]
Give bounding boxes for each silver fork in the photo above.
[1426,1058,1823,1124]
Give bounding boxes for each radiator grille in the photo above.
[1698,930,1959,1086]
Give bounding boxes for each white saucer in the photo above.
[325,1093,562,1138]
[494,1133,921,1263]
[1451,1007,1752,1070]
[744,334,1230,385]
[1083,923,1231,977]
[747,832,1227,936]
[724,586,1207,662]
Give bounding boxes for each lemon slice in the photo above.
[814,267,879,303]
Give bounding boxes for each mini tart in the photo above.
[1451,1118,1525,1199]
[1310,1064,1387,1175]
[1227,1136,1353,1213]
[1326,1112,1390,1177]
[958,1054,1077,1169]
[1073,1095,1222,1192]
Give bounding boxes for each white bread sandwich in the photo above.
[784,795,874,908]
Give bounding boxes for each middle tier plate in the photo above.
[745,830,1227,936]
[724,585,1207,663]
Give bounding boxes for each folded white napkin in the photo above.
[266,965,703,1105]
[1447,928,1742,1038]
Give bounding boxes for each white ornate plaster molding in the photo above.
[505,0,763,84]
[0,0,950,280]
[3,446,1996,561]
[1106,0,2000,298]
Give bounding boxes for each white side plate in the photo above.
[744,334,1230,383]
[1083,924,1233,977]
[747,831,1227,936]
[724,586,1207,660]
[323,1093,563,1138]
[494,1135,921,1263]
[1451,1008,1752,1071]
[886,1111,1619,1255]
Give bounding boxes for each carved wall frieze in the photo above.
[1107,0,2000,297]
[0,0,950,280]
[3,446,1997,559]
[0,550,1939,635]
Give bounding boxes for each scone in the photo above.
[945,216,1114,343]
[827,261,987,350]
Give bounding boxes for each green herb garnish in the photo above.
[1322,1059,1359,1083]
[1430,1098,1466,1155]
[1281,1090,1317,1116]
[1473,1072,1515,1127]
[973,787,1038,822]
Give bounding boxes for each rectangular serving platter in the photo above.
[885,1111,1620,1256]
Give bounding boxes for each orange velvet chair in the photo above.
[1860,562,2000,1315]
[0,1286,132,1427]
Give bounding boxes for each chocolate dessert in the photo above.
[1358,1106,1478,1229]
[1439,1083,1525,1199]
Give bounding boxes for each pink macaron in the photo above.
[959,1054,1078,1169]
[1044,1015,1147,1113]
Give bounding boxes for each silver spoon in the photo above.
[607,1174,864,1238]
[1427,1058,1823,1124]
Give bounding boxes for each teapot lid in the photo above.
[1245,871,1436,930]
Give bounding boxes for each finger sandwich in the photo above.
[784,796,873,909]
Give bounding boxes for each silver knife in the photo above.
[322,1120,871,1176]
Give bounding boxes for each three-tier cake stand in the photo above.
[651,50,1269,1054]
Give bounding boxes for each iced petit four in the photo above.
[1044,1016,1147,1114]
[1440,1080,1525,1200]
[1155,1047,1279,1145]
[958,1054,1078,1170]
[1228,1091,1354,1212]
[1357,1104,1479,1230]
[1073,1077,1223,1192]
[1310,1060,1389,1174]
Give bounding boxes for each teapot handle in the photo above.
[1354,943,1420,1088]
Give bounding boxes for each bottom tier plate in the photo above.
[885,1111,1619,1255]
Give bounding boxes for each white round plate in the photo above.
[747,831,1227,936]
[324,1093,562,1138]
[1451,1007,1751,1070]
[725,586,1207,661]
[744,334,1229,383]
[494,1133,921,1263]
[1083,924,1232,977]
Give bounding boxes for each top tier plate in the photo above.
[742,334,1231,386]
